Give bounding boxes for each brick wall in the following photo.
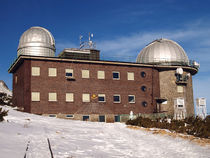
[26,59,160,115]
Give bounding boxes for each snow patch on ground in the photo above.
[0,106,210,158]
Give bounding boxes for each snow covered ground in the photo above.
[0,106,210,158]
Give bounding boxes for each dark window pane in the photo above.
[113,96,120,102]
[141,72,146,78]
[142,101,147,107]
[66,72,73,77]
[98,96,105,102]
[66,114,73,118]
[128,96,134,102]
[141,86,147,92]
[113,72,119,79]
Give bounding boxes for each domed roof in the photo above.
[136,38,189,66]
[17,26,55,57]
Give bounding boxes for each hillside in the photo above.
[0,106,209,158]
[0,80,12,96]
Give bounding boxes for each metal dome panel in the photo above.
[17,26,55,57]
[136,39,189,66]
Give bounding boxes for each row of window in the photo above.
[31,67,147,80]
[31,92,147,106]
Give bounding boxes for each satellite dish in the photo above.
[176,67,183,75]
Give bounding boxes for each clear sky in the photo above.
[0,0,210,113]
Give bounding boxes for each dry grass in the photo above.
[127,125,210,147]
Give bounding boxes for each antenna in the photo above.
[79,33,96,49]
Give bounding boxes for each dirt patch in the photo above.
[127,125,210,147]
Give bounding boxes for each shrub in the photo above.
[126,116,210,139]
[0,107,8,122]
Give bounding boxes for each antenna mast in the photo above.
[79,33,96,49]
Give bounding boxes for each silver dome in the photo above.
[17,26,55,57]
[136,38,189,66]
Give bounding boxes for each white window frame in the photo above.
[48,92,57,102]
[127,72,134,80]
[82,93,90,102]
[82,70,90,78]
[177,86,184,93]
[128,95,135,103]
[31,67,40,76]
[113,94,121,103]
[98,94,106,102]
[97,71,105,79]
[65,69,74,78]
[66,114,74,118]
[31,92,40,102]
[49,114,57,117]
[112,71,120,80]
[48,68,57,77]
[66,93,74,102]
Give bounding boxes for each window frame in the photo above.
[141,71,146,78]
[112,71,120,80]
[66,93,74,102]
[31,67,40,76]
[65,69,74,78]
[128,95,135,103]
[31,92,40,102]
[82,93,90,102]
[97,70,105,79]
[113,94,121,103]
[48,68,57,77]
[82,70,90,78]
[48,92,57,102]
[66,114,74,118]
[98,94,106,102]
[127,72,134,80]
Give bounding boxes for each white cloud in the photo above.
[56,20,210,114]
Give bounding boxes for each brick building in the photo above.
[8,26,199,122]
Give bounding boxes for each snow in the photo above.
[0,106,210,158]
[0,81,12,96]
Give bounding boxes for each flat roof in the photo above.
[8,55,198,75]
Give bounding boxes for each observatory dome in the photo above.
[17,26,55,57]
[136,38,189,66]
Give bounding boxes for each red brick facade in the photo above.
[11,56,160,116]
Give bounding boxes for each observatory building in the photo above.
[8,26,199,122]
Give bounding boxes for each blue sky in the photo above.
[0,0,210,114]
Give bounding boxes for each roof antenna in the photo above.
[79,33,96,49]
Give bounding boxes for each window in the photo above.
[98,94,105,102]
[66,69,73,77]
[99,115,105,122]
[177,86,184,93]
[15,76,18,84]
[128,95,135,103]
[113,72,120,80]
[32,67,40,76]
[113,95,120,103]
[66,93,74,102]
[127,72,134,80]
[82,70,89,78]
[48,93,57,101]
[83,115,89,121]
[141,71,146,78]
[48,68,57,77]
[31,92,40,101]
[97,71,105,79]
[141,86,147,92]
[49,114,56,117]
[66,114,74,118]
[174,98,185,109]
[82,93,90,102]
[142,101,147,107]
